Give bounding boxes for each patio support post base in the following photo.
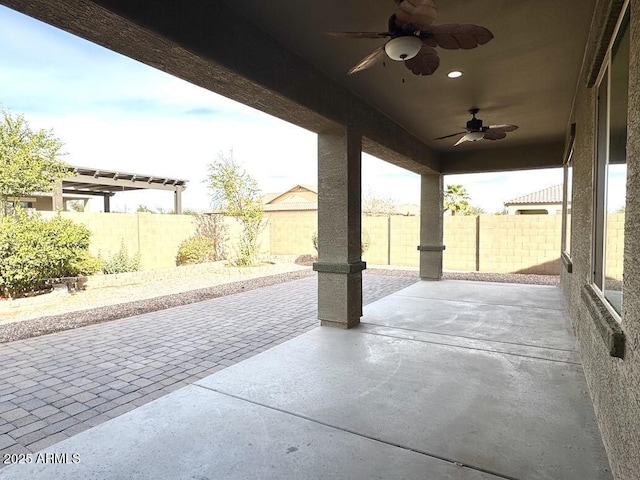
[315,125,363,329]
[419,173,444,280]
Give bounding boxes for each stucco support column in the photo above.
[313,126,365,329]
[174,186,184,215]
[417,173,444,279]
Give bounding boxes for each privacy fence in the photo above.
[39,211,625,277]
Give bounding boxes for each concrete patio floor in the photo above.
[0,280,612,480]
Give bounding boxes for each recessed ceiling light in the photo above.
[447,70,463,78]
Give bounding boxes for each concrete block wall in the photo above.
[605,213,624,281]
[264,211,315,256]
[36,210,624,276]
[443,216,477,271]
[389,216,420,266]
[478,215,562,274]
[362,216,389,265]
[40,211,197,270]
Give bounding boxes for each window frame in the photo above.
[561,124,575,261]
[591,1,629,320]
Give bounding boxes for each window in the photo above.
[593,7,629,316]
[562,128,574,258]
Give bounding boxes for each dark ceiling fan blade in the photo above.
[326,31,392,39]
[428,24,494,50]
[434,131,467,140]
[483,130,507,140]
[487,124,519,133]
[348,46,386,74]
[394,0,438,31]
[404,44,440,75]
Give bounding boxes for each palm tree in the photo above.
[443,184,470,215]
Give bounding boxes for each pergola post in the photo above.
[103,194,111,213]
[52,182,63,211]
[174,186,184,214]
[417,173,444,279]
[313,125,365,329]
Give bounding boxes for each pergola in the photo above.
[57,166,188,214]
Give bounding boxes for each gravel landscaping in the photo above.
[0,267,559,344]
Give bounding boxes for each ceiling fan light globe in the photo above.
[384,36,422,61]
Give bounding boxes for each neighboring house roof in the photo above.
[263,184,317,205]
[261,192,281,204]
[504,184,563,205]
[298,184,317,194]
[263,202,317,211]
[262,184,318,211]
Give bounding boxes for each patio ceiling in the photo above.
[1,0,596,174]
[218,0,596,168]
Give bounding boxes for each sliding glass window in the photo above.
[593,7,629,316]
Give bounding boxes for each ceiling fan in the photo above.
[435,108,519,146]
[327,0,493,76]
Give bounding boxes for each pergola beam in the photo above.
[65,174,183,192]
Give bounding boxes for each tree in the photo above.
[460,205,486,216]
[362,188,397,216]
[0,110,70,216]
[136,204,156,213]
[443,184,470,215]
[68,200,86,212]
[206,151,263,266]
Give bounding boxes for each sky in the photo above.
[0,5,623,214]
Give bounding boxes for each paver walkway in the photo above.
[0,273,417,459]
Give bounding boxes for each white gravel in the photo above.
[0,265,559,343]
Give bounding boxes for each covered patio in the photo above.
[1,0,638,478]
[0,279,611,479]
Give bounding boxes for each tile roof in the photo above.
[504,184,563,205]
[261,184,318,205]
[263,202,318,211]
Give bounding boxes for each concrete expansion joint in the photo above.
[194,384,518,480]
[417,245,446,252]
[358,323,581,365]
[312,261,367,274]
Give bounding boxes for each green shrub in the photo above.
[176,235,215,266]
[0,212,93,298]
[103,242,140,274]
[68,251,104,276]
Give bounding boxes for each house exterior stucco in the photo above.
[561,0,640,477]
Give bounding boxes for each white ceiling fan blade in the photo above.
[348,46,386,74]
[454,132,485,146]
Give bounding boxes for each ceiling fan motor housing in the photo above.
[466,117,483,131]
